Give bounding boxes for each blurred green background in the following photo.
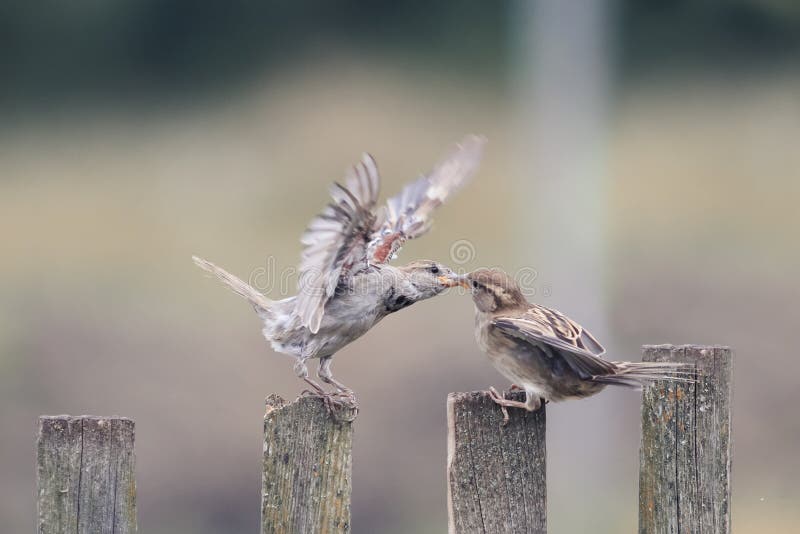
[1,1,798,532]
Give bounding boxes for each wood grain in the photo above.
[261,394,356,534]
[37,415,137,534]
[447,391,546,534]
[638,345,732,534]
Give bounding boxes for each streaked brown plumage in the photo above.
[193,136,486,409]
[462,268,692,423]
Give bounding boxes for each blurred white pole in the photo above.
[512,0,612,311]
[511,0,626,531]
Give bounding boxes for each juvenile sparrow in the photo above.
[461,268,692,423]
[193,135,486,408]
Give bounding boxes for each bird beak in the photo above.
[438,274,469,288]
[437,274,465,288]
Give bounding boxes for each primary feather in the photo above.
[295,135,486,333]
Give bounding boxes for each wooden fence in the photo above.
[36,344,732,533]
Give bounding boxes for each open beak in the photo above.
[438,274,469,288]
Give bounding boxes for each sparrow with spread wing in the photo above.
[193,135,486,409]
[461,268,693,424]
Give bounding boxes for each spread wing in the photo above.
[492,305,616,379]
[367,134,486,263]
[294,154,381,333]
[293,135,486,333]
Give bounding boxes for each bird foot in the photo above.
[298,389,359,423]
[334,388,358,406]
[488,386,529,427]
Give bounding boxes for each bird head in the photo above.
[463,268,529,313]
[398,260,462,299]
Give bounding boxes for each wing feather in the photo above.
[293,136,484,332]
[294,154,380,333]
[368,135,486,263]
[492,307,617,379]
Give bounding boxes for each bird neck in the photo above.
[384,276,425,313]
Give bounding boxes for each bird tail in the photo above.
[591,361,696,389]
[192,255,273,312]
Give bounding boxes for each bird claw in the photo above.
[487,386,537,427]
[498,406,510,426]
[297,389,359,423]
[332,388,357,403]
[325,392,359,423]
[488,387,511,427]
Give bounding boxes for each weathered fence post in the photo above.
[37,415,137,534]
[261,394,356,534]
[447,391,546,534]
[638,345,733,534]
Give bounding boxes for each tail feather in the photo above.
[592,361,696,389]
[192,255,273,311]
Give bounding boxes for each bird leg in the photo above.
[488,386,533,426]
[316,357,358,423]
[294,357,350,415]
[294,358,326,394]
[317,356,357,404]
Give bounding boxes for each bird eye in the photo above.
[471,280,479,290]
[430,265,440,274]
